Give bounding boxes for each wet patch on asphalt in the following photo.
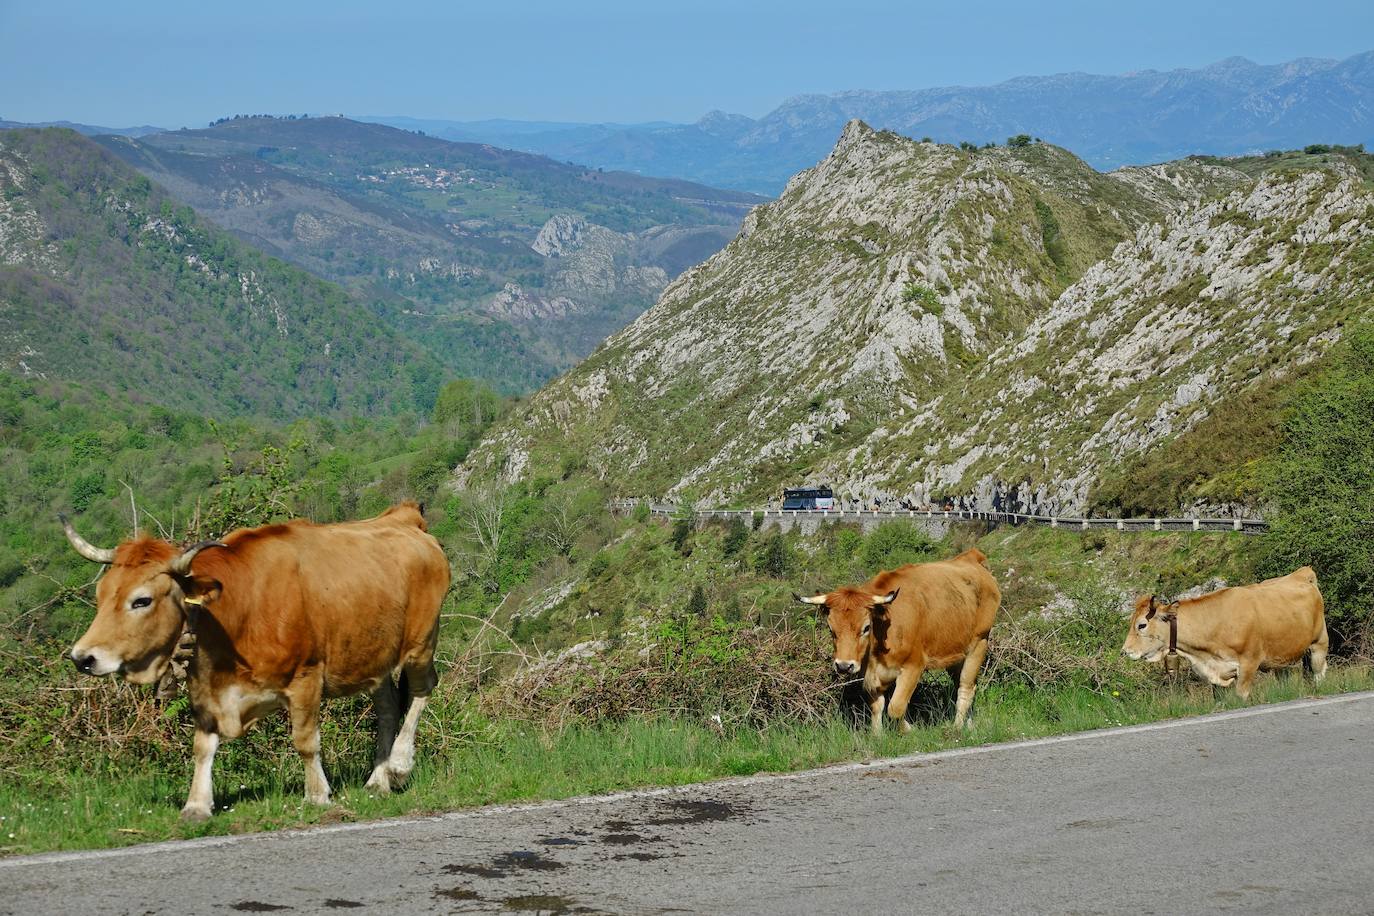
[229,904,292,913]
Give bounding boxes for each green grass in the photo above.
[3,666,1368,856]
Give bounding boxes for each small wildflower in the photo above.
[1111,690,1120,697]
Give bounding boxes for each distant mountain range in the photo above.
[0,118,165,138]
[365,50,1374,194]
[91,116,761,392]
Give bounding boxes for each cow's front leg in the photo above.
[885,666,925,734]
[1234,660,1259,701]
[181,727,220,821]
[867,689,887,735]
[954,638,989,728]
[287,679,330,806]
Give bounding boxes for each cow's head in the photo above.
[1122,593,1178,662]
[61,516,223,684]
[797,587,899,676]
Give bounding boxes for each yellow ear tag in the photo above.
[184,596,205,607]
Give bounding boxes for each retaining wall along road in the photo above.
[608,501,1267,536]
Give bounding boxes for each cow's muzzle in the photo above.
[833,659,860,676]
[69,646,120,677]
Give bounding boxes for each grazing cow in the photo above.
[62,502,449,820]
[1122,567,1328,699]
[797,548,1000,731]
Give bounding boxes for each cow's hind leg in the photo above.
[385,660,436,787]
[286,677,331,806]
[181,727,220,821]
[953,637,990,728]
[1308,624,1329,684]
[365,677,401,795]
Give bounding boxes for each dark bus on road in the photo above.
[782,486,835,510]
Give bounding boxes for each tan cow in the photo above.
[63,502,449,820]
[1122,567,1328,698]
[798,548,1000,731]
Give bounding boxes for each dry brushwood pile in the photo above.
[480,624,843,730]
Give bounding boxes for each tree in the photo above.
[453,485,509,593]
[1008,134,1032,148]
[535,484,597,557]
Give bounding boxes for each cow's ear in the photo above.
[181,576,222,607]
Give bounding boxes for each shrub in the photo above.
[1258,325,1374,640]
[722,517,749,557]
[671,516,694,555]
[901,282,941,314]
[755,532,790,577]
[1007,134,1032,148]
[861,522,937,571]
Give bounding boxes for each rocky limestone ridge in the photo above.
[458,123,1374,513]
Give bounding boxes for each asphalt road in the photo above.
[4,692,1373,915]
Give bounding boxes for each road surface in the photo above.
[4,692,1372,914]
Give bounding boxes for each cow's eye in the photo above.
[860,623,871,636]
[1136,621,1147,630]
[130,596,153,610]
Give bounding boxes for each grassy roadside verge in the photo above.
[3,666,1369,856]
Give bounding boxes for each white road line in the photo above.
[5,690,1371,869]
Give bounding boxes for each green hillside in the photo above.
[0,127,445,418]
[97,117,763,390]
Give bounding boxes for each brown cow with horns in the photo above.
[798,548,1000,731]
[1122,567,1328,698]
[62,502,449,820]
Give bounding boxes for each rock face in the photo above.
[461,123,1374,513]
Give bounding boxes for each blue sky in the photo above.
[2,0,1371,127]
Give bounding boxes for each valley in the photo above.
[98,116,762,390]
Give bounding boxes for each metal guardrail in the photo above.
[608,501,1268,534]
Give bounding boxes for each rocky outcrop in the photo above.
[460,125,1374,512]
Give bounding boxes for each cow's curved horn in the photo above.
[871,589,899,605]
[795,593,828,605]
[169,540,227,576]
[59,514,116,564]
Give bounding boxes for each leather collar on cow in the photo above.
[1145,596,1180,656]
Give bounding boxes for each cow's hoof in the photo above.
[180,803,212,822]
[385,764,413,788]
[364,768,392,796]
[305,792,332,807]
